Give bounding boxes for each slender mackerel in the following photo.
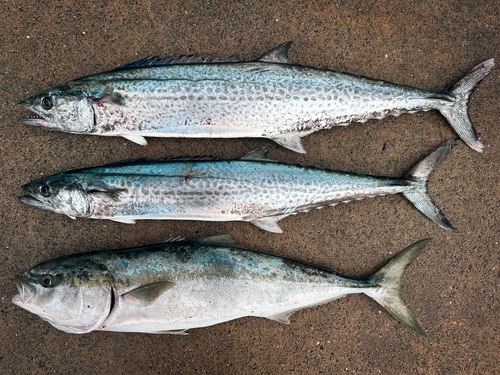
[19,43,493,153]
[20,141,456,233]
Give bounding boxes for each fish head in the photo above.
[20,174,93,219]
[12,255,114,334]
[19,86,94,134]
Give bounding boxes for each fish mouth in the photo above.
[19,195,47,209]
[19,183,47,209]
[12,276,37,306]
[18,100,53,127]
[19,115,52,127]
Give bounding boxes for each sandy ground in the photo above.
[0,0,499,373]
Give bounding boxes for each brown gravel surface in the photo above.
[1,1,499,374]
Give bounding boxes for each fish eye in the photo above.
[39,185,50,197]
[41,96,53,110]
[41,276,53,287]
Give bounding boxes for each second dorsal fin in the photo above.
[256,42,296,65]
[117,55,239,69]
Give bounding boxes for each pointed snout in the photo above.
[18,97,33,108]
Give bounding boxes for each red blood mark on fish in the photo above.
[184,165,209,182]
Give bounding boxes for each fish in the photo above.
[18,42,493,153]
[20,140,456,233]
[12,235,432,335]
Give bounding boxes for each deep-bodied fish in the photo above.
[19,42,493,153]
[20,141,456,233]
[12,235,431,335]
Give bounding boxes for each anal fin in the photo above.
[270,134,306,153]
[110,218,137,224]
[151,329,189,335]
[123,135,148,145]
[250,214,289,233]
[266,311,294,324]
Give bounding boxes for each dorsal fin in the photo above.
[197,235,248,249]
[117,55,239,69]
[256,42,296,65]
[238,148,276,162]
[163,236,186,243]
[78,156,222,171]
[169,155,222,162]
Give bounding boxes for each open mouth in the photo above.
[12,276,36,306]
[19,195,46,209]
[19,115,51,127]
[18,99,52,127]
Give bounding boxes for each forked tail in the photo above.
[364,239,431,336]
[403,140,456,231]
[438,59,494,152]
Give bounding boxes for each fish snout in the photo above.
[18,99,53,127]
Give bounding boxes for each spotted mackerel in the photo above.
[19,43,493,153]
[20,141,455,233]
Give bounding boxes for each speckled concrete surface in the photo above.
[1,1,499,373]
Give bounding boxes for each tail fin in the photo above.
[365,239,431,336]
[439,59,494,152]
[403,140,456,231]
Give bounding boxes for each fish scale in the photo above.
[20,141,456,233]
[19,42,493,153]
[79,161,408,221]
[91,63,435,139]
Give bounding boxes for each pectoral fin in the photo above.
[122,135,148,145]
[97,93,125,105]
[87,186,128,201]
[122,281,176,308]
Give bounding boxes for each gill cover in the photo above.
[19,86,95,133]
[12,258,114,334]
[20,174,93,218]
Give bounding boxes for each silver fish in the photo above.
[20,140,455,233]
[18,42,493,153]
[12,235,431,335]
